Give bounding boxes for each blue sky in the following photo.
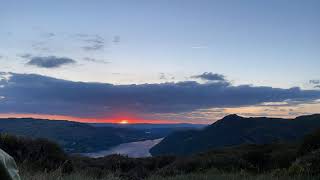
[0,0,319,123]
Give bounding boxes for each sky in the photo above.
[0,0,320,124]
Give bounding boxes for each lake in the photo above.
[82,138,163,158]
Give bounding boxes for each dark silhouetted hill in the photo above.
[150,114,320,156]
[0,118,164,153]
[2,127,320,179]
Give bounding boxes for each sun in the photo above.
[119,120,129,124]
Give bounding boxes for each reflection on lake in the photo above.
[83,138,163,158]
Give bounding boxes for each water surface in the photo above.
[83,138,163,158]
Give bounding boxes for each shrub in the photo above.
[242,149,270,171]
[0,133,68,172]
[298,129,320,156]
[287,164,305,176]
[294,149,320,175]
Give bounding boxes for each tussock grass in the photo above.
[148,170,318,180]
[20,167,320,180]
[148,174,317,180]
[19,168,121,180]
[20,170,319,180]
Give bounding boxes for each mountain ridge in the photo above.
[150,114,320,156]
[0,118,162,153]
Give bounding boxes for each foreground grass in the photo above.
[149,174,319,180]
[20,173,320,180]
[20,169,121,180]
[20,169,320,180]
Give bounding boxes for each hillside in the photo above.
[2,128,320,180]
[0,118,163,153]
[150,114,320,156]
[89,122,205,129]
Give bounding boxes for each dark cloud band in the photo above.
[0,72,319,118]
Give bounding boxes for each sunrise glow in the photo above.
[119,120,129,124]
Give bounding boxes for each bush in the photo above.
[298,129,320,156]
[294,149,320,175]
[242,149,270,171]
[0,133,68,172]
[287,164,305,176]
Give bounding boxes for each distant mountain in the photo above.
[89,123,205,129]
[0,118,165,153]
[89,123,205,137]
[150,114,320,156]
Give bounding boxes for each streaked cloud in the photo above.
[75,34,105,51]
[83,57,110,64]
[18,53,32,59]
[31,41,50,52]
[42,32,55,38]
[191,45,208,49]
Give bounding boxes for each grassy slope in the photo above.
[20,169,320,180]
[4,115,320,180]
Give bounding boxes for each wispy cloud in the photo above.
[31,41,50,52]
[310,80,320,84]
[75,34,105,51]
[41,32,55,38]
[112,36,120,44]
[309,80,320,88]
[159,73,175,81]
[83,57,110,64]
[191,45,208,49]
[18,53,32,59]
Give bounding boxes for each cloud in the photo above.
[31,41,50,51]
[191,45,208,49]
[26,56,76,68]
[18,53,32,59]
[310,80,320,84]
[191,72,226,82]
[83,57,110,64]
[0,72,320,119]
[42,32,55,38]
[309,80,320,88]
[159,73,167,80]
[75,34,105,51]
[82,44,104,51]
[159,73,175,81]
[112,36,120,44]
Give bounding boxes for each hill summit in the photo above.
[150,114,320,155]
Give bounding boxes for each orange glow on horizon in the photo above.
[0,113,195,124]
